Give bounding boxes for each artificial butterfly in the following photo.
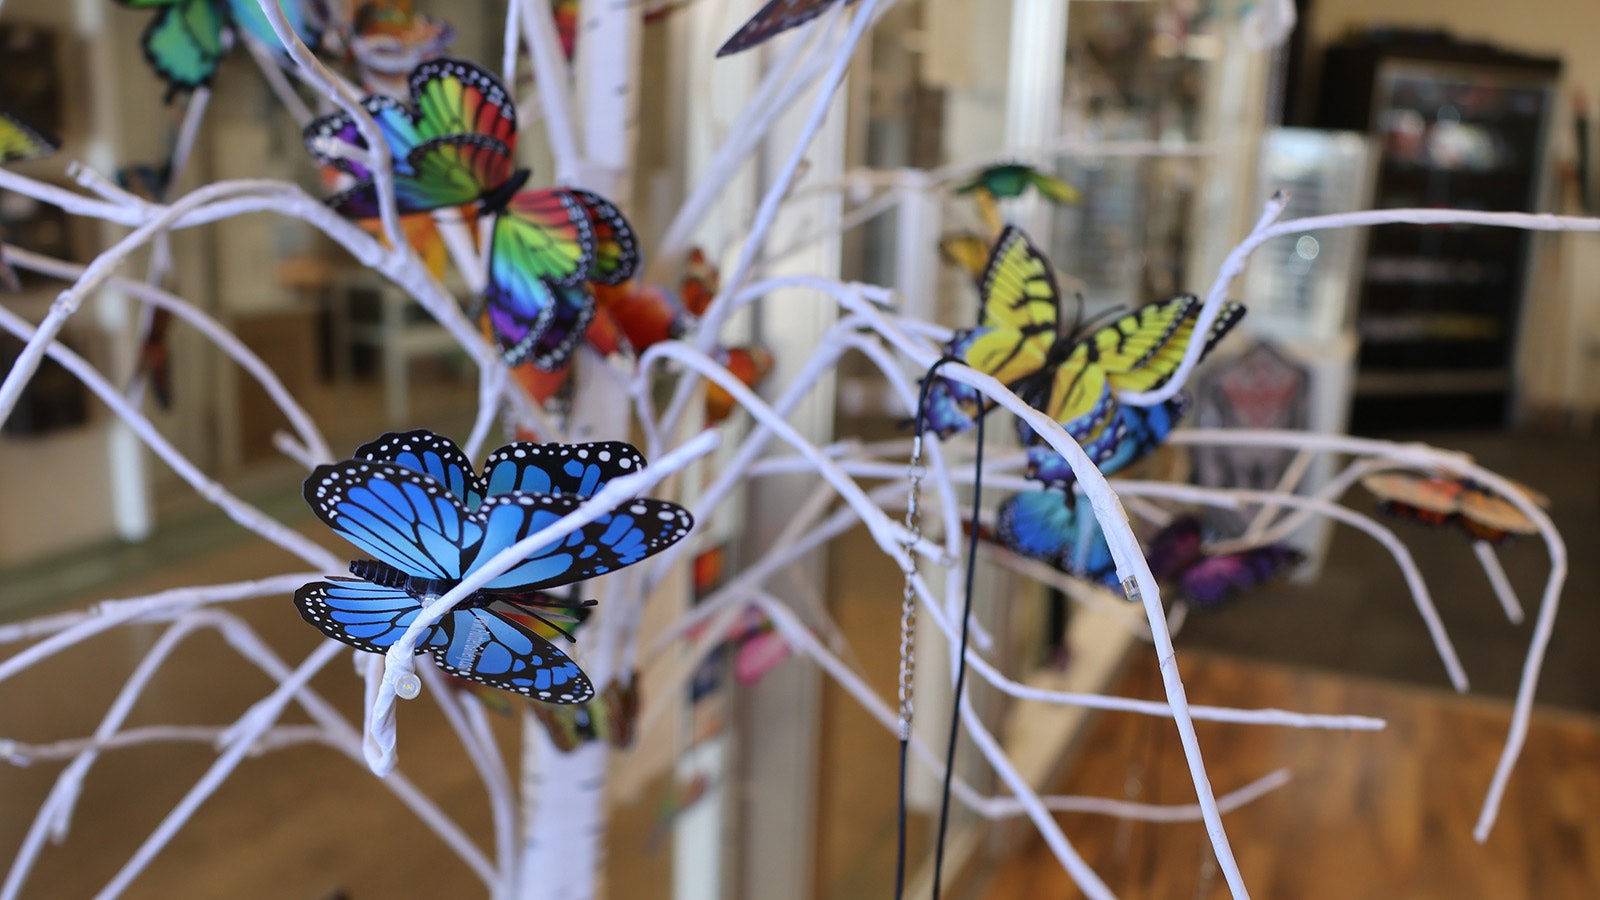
[716,0,857,57]
[294,429,693,701]
[1360,472,1546,545]
[529,673,641,752]
[995,488,1118,590]
[956,162,1081,205]
[553,0,579,60]
[0,108,59,292]
[680,246,719,317]
[345,0,457,96]
[938,232,989,283]
[921,227,1243,490]
[0,108,60,164]
[705,344,775,423]
[114,0,323,96]
[304,57,640,368]
[1143,516,1303,608]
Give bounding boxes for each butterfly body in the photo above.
[295,431,692,701]
[956,163,1081,205]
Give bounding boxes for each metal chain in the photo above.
[895,433,925,742]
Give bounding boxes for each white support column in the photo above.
[1003,0,1069,242]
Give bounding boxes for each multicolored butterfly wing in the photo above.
[409,56,518,146]
[0,109,59,163]
[716,0,858,57]
[491,189,598,288]
[304,95,425,181]
[995,489,1118,589]
[487,277,577,367]
[569,189,640,285]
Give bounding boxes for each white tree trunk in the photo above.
[516,717,610,900]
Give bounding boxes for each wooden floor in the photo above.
[981,654,1600,899]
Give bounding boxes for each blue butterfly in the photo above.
[294,430,692,702]
[995,488,1118,590]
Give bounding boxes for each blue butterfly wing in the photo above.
[482,440,646,499]
[433,607,593,702]
[355,429,485,509]
[304,95,425,182]
[1066,493,1118,588]
[224,0,319,54]
[467,493,694,590]
[304,460,479,579]
[920,328,991,438]
[293,578,450,654]
[996,489,1118,589]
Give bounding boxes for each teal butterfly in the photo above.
[114,0,321,96]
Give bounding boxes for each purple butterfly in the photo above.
[717,0,859,57]
[1144,517,1302,608]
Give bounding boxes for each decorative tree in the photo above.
[0,2,1587,898]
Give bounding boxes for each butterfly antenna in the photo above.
[526,610,581,644]
[496,592,598,611]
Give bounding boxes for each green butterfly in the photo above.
[956,162,1081,205]
[114,0,320,96]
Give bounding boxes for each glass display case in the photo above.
[1316,33,1561,430]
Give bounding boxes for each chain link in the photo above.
[895,434,925,742]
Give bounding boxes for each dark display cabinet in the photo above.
[1316,33,1560,430]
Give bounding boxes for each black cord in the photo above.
[894,738,911,899]
[898,357,990,899]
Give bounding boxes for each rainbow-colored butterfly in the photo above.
[716,0,857,57]
[922,227,1244,489]
[114,0,323,96]
[305,57,639,368]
